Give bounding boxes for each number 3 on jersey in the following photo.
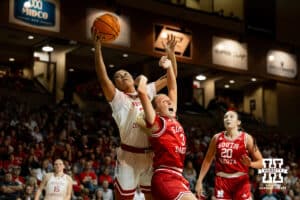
[54,185,60,193]
[221,148,232,158]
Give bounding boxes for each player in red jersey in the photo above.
[93,32,177,200]
[195,110,263,200]
[137,56,197,200]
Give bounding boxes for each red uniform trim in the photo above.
[114,179,135,198]
[120,143,152,154]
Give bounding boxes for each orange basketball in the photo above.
[91,13,120,42]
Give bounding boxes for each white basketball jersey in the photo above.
[110,83,156,148]
[44,173,69,200]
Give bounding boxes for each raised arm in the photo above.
[137,76,156,126]
[195,134,218,198]
[92,31,116,102]
[155,34,178,92]
[159,56,177,111]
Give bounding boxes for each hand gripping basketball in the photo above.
[91,13,120,42]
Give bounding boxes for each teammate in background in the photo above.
[195,110,263,200]
[137,56,197,200]
[34,159,72,200]
[92,30,177,200]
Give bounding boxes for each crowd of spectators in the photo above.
[0,88,300,199]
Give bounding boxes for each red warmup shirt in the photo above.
[215,131,249,174]
[148,115,187,170]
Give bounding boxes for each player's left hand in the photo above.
[241,154,252,167]
[159,56,172,69]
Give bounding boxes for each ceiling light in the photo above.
[68,68,74,72]
[251,78,257,82]
[268,55,275,62]
[122,53,128,58]
[229,80,235,84]
[28,35,34,40]
[109,64,115,68]
[195,74,206,81]
[216,44,225,51]
[160,31,168,39]
[42,45,54,52]
[224,84,230,88]
[9,58,15,62]
[91,47,95,51]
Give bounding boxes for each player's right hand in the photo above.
[162,34,177,54]
[136,75,148,95]
[195,181,203,199]
[91,27,101,45]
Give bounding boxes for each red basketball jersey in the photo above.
[149,115,186,169]
[215,131,249,174]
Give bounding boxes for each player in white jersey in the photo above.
[34,159,72,200]
[92,31,177,200]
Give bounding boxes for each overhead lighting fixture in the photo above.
[42,45,54,52]
[28,35,34,40]
[195,74,206,81]
[268,55,275,62]
[91,47,95,52]
[216,44,225,51]
[9,57,15,62]
[251,78,257,82]
[122,53,128,58]
[109,64,115,68]
[160,31,168,39]
[229,80,235,84]
[68,68,74,72]
[224,84,230,88]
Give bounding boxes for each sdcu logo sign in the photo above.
[258,158,288,184]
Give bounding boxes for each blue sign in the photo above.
[14,0,56,27]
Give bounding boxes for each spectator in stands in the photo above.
[17,184,35,200]
[12,166,25,186]
[79,160,98,193]
[183,160,197,192]
[99,155,115,177]
[94,188,104,200]
[98,167,114,187]
[259,184,281,200]
[0,172,23,199]
[101,180,113,200]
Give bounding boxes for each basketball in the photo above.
[91,13,120,42]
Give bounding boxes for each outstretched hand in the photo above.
[91,27,101,46]
[162,34,177,54]
[159,56,172,69]
[135,75,148,95]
